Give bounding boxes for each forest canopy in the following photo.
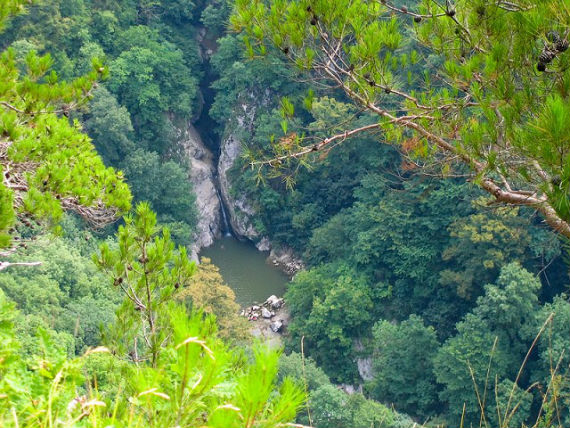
[0,2,303,427]
[232,0,570,238]
[1,0,570,427]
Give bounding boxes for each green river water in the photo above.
[200,236,290,307]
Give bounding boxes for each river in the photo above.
[200,236,290,307]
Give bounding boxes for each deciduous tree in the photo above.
[177,257,249,341]
[434,263,542,426]
[369,315,440,417]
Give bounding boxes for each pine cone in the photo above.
[539,49,557,64]
[556,39,569,52]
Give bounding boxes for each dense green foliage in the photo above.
[0,276,304,428]
[200,2,570,426]
[95,203,196,367]
[232,0,570,237]
[2,0,570,427]
[1,224,117,355]
[120,149,197,245]
[369,315,440,418]
[1,206,304,427]
[0,3,305,427]
[0,27,131,248]
[0,0,207,245]
[278,352,413,428]
[210,66,567,402]
[434,263,543,426]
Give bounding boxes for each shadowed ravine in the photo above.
[191,33,290,306]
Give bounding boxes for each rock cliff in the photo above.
[217,95,306,276]
[268,246,305,277]
[176,121,221,260]
[218,98,262,242]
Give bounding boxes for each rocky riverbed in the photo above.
[241,295,290,348]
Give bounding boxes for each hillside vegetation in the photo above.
[1,0,569,427]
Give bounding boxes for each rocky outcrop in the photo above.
[357,357,374,381]
[218,94,270,243]
[218,126,258,240]
[339,384,363,395]
[268,246,305,277]
[242,295,289,348]
[255,237,271,252]
[354,338,374,381]
[176,122,221,260]
[196,26,216,61]
[217,95,306,274]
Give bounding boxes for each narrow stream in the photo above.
[200,236,289,307]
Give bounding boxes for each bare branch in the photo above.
[250,123,382,166]
[0,101,25,114]
[60,198,119,228]
[381,1,446,19]
[0,261,42,271]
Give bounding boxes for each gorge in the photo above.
[182,30,296,304]
[2,2,569,426]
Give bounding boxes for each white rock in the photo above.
[261,307,272,319]
[265,295,284,310]
[268,246,305,276]
[174,120,221,256]
[265,295,279,305]
[256,237,272,252]
[218,92,271,241]
[270,320,283,333]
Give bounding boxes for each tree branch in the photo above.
[250,123,382,165]
[0,101,25,114]
[0,261,42,271]
[241,0,570,239]
[290,47,570,238]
